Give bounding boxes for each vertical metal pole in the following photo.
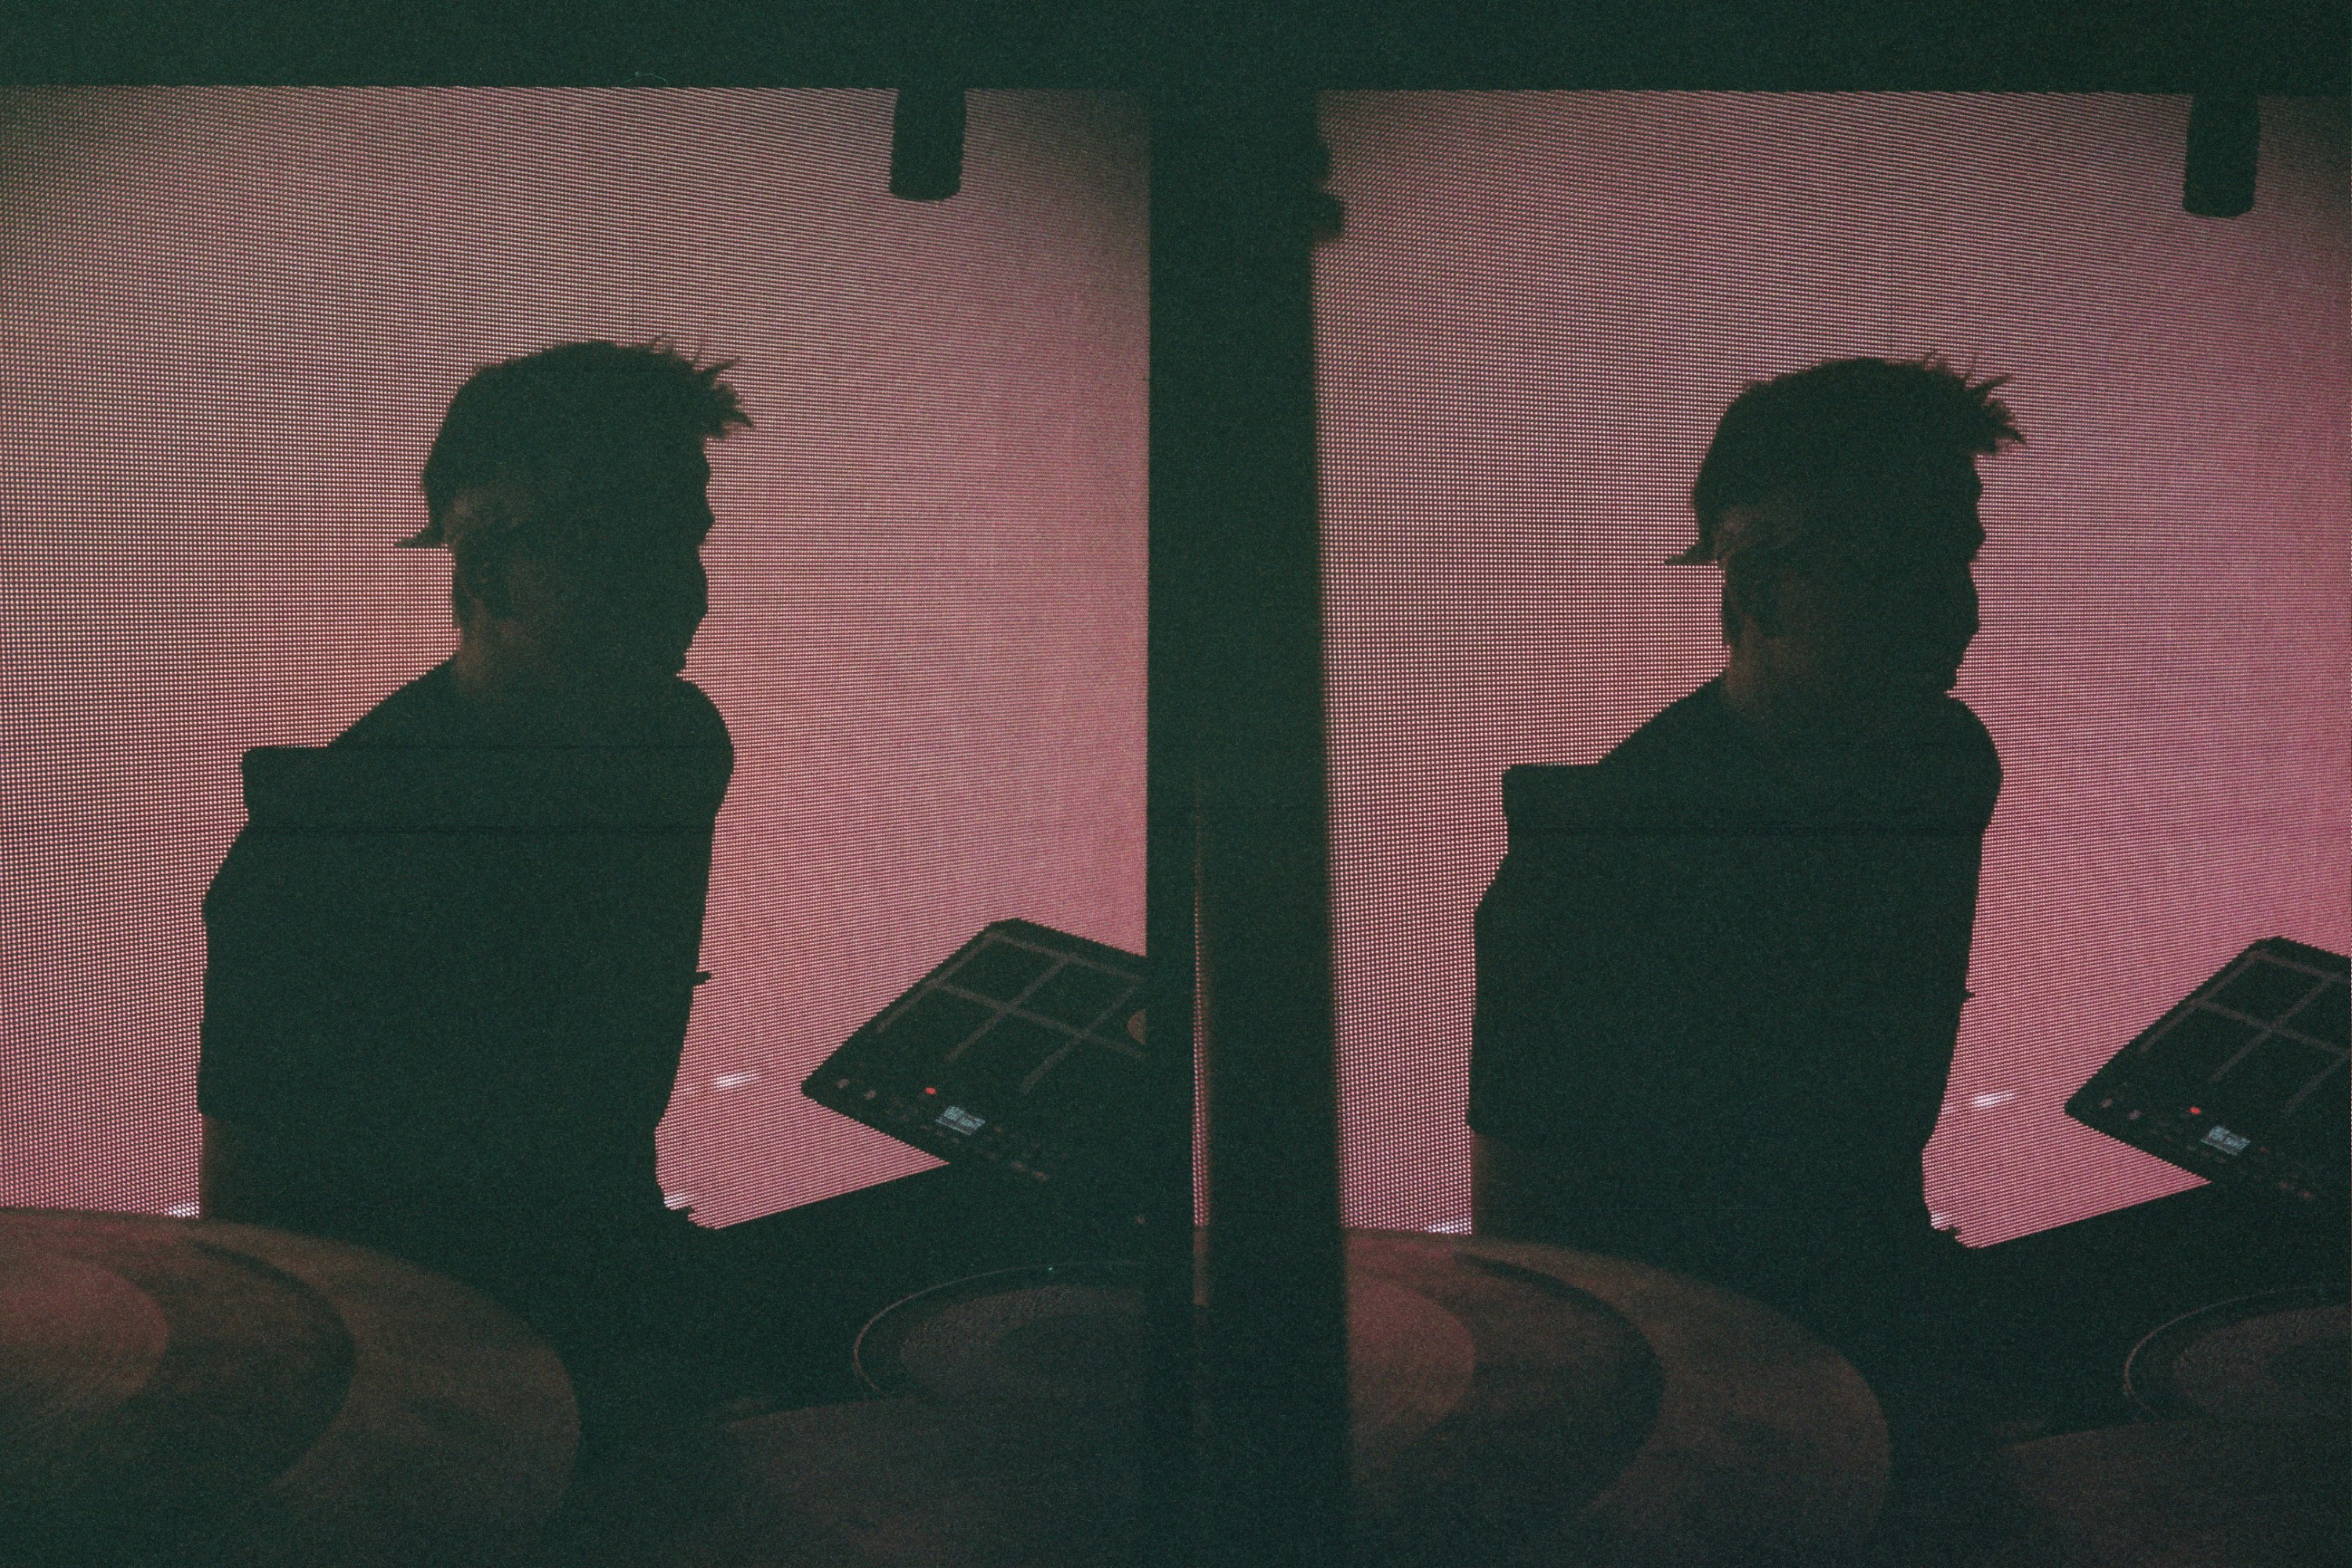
[1152,89,1350,1568]
[1143,144,1207,1563]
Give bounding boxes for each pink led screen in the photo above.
[1315,93,2348,1247]
[2,89,1146,1227]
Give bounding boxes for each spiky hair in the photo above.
[412,338,750,548]
[1683,352,2023,567]
[1685,354,2023,644]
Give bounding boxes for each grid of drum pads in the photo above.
[810,924,1148,1179]
[2072,938,2350,1197]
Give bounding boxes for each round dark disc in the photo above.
[0,1209,577,1566]
[838,1229,1886,1566]
[2123,1282,2350,1424]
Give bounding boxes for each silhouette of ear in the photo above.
[1730,567,1784,640]
[453,553,514,622]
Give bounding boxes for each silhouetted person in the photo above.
[1468,355,2023,1548]
[198,342,1129,1453]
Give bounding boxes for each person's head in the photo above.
[1680,354,2023,717]
[405,339,751,705]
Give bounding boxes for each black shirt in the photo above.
[197,660,732,1293]
[1468,675,2000,1275]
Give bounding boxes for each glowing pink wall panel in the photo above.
[1,89,1146,1226]
[1315,93,2349,1246]
[9,88,2342,1254]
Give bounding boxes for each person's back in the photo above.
[1472,673,1998,1338]
[198,340,749,1363]
[200,660,731,1340]
[1468,354,2024,1382]
[197,341,1141,1442]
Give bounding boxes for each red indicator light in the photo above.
[924,1087,937,1095]
[2188,1106,2201,1116]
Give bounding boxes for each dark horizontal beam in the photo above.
[5,0,2343,91]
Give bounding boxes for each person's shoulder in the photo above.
[1924,693,2002,818]
[328,661,470,748]
[643,679,734,810]
[1597,678,1733,775]
[1501,680,1734,833]
[659,677,732,758]
[1929,693,1997,757]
